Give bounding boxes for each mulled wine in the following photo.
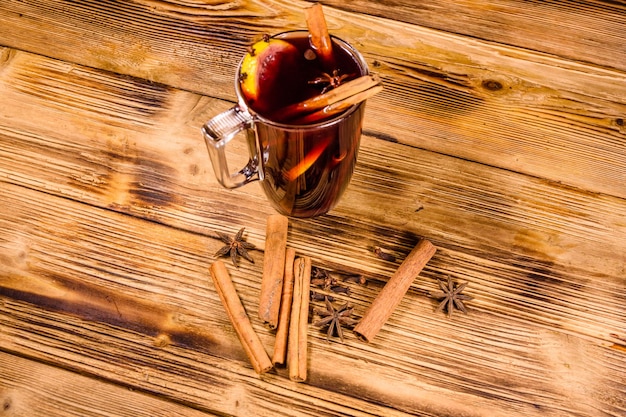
[203,29,372,218]
[238,32,364,124]
[238,32,367,217]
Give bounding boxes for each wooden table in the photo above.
[1,1,625,416]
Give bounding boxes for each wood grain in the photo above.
[0,1,625,416]
[320,0,626,71]
[0,48,625,414]
[0,0,624,198]
[0,352,216,417]
[0,49,623,343]
[0,181,624,416]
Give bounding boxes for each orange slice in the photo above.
[239,38,300,114]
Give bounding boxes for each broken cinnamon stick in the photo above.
[259,214,289,328]
[209,260,273,374]
[272,74,381,122]
[306,3,334,69]
[354,239,436,343]
[272,247,297,366]
[288,256,311,382]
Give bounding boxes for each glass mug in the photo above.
[202,31,369,218]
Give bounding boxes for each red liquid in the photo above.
[241,33,363,124]
[240,32,367,217]
[255,103,365,217]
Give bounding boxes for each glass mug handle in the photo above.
[202,105,263,189]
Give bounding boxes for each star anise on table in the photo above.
[214,227,255,267]
[313,297,359,342]
[430,276,474,317]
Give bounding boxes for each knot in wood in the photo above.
[482,79,504,91]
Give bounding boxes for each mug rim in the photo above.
[233,30,369,131]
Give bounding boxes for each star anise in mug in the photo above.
[214,227,255,267]
[308,69,351,94]
[431,276,473,317]
[313,297,359,342]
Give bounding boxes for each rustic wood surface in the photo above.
[1,1,624,416]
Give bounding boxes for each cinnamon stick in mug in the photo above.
[259,214,289,328]
[306,3,334,68]
[209,261,273,374]
[272,74,381,122]
[354,239,436,343]
[288,256,311,382]
[293,84,384,125]
[272,247,297,366]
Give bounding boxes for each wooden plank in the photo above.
[1,181,625,416]
[0,48,623,338]
[0,48,622,271]
[0,1,624,198]
[0,186,406,417]
[0,50,625,415]
[0,352,219,416]
[319,0,626,72]
[1,3,624,417]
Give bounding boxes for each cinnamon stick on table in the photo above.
[272,247,297,366]
[259,214,289,328]
[288,256,311,382]
[209,261,273,374]
[354,239,436,343]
